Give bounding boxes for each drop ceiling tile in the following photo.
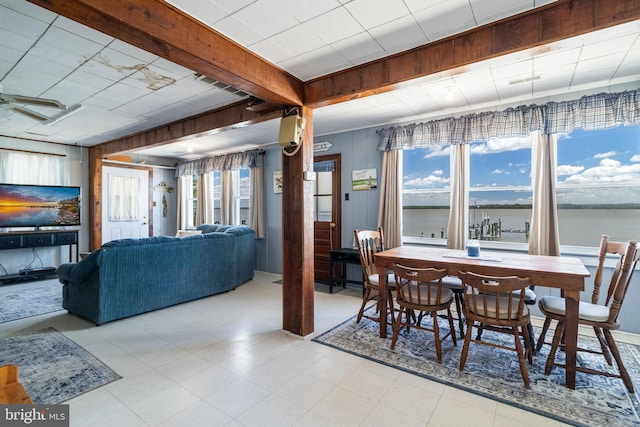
[614,60,640,80]
[571,65,620,88]
[413,1,475,42]
[302,7,364,45]
[344,0,410,30]
[279,46,350,80]
[151,58,195,80]
[230,1,298,39]
[28,44,90,70]
[213,15,263,46]
[533,48,581,73]
[490,58,533,81]
[107,39,158,64]
[166,0,227,26]
[0,4,49,39]
[369,15,428,55]
[65,68,117,91]
[579,34,638,61]
[1,1,56,22]
[403,0,448,14]
[253,25,326,62]
[52,15,113,45]
[39,26,103,57]
[270,0,341,23]
[470,0,532,26]
[0,28,35,53]
[330,32,383,64]
[210,0,256,16]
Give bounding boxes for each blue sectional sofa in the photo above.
[57,225,255,325]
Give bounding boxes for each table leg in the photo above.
[563,289,579,389]
[379,269,387,338]
[329,253,335,294]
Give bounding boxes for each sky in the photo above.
[402,124,640,206]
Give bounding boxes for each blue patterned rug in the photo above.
[0,282,63,323]
[0,328,121,403]
[312,307,640,427]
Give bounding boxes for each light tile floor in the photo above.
[2,271,636,426]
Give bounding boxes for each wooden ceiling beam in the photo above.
[28,0,304,107]
[90,100,281,158]
[305,0,640,108]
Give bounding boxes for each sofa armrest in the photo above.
[56,249,101,283]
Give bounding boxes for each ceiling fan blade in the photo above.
[10,105,52,122]
[0,93,66,109]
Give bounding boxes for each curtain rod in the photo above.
[0,148,66,157]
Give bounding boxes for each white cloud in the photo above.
[631,154,640,162]
[423,145,450,158]
[471,136,531,155]
[404,174,449,188]
[561,160,640,185]
[594,151,617,158]
[432,169,443,176]
[557,165,585,176]
[491,169,505,174]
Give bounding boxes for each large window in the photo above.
[469,135,532,243]
[556,126,640,246]
[402,124,640,247]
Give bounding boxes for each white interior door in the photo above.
[102,166,149,244]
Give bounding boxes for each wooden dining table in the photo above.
[374,246,591,389]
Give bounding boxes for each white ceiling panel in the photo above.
[0,0,637,161]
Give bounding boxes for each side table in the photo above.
[329,248,364,294]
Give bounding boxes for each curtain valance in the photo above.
[175,149,263,177]
[377,89,640,151]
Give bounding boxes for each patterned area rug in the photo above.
[312,308,640,427]
[0,328,121,403]
[0,282,63,323]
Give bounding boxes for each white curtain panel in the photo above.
[108,175,140,221]
[249,166,264,238]
[176,175,190,231]
[529,131,561,256]
[447,144,470,250]
[0,150,66,185]
[220,170,235,225]
[196,172,214,225]
[377,150,403,248]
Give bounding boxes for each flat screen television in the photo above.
[0,183,81,228]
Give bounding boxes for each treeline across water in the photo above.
[404,204,640,209]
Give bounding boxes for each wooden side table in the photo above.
[329,248,364,293]
[0,364,32,404]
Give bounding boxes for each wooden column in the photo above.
[282,106,315,336]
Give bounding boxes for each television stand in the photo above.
[0,230,78,284]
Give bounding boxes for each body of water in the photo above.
[403,208,640,246]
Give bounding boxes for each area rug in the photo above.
[312,308,640,427]
[0,282,63,323]
[0,328,121,404]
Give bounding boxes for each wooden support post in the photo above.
[282,106,315,336]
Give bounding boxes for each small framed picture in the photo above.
[273,170,283,193]
[352,168,377,190]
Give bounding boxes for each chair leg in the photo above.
[526,322,536,356]
[454,293,465,339]
[356,287,373,323]
[446,308,457,347]
[593,326,613,366]
[459,320,474,371]
[522,324,533,365]
[545,321,565,375]
[390,306,404,350]
[432,311,443,364]
[603,329,634,394]
[536,317,552,352]
[513,326,531,388]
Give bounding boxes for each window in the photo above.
[469,135,532,243]
[401,124,640,247]
[186,175,198,228]
[402,146,451,239]
[556,125,640,246]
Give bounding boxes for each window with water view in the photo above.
[402,124,640,247]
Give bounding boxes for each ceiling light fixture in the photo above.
[509,75,541,85]
[445,87,455,102]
